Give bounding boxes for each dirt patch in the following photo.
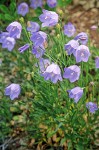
[67,5,99,47]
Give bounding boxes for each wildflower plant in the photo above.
[0,1,99,149]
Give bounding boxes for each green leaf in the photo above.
[10,2,16,12]
[60,137,67,145]
[0,5,9,13]
[4,14,13,21]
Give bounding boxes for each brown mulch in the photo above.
[67,5,99,47]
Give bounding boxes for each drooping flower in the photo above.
[67,87,83,103]
[63,65,80,83]
[30,31,47,46]
[32,46,45,58]
[74,45,91,63]
[39,9,58,27]
[2,37,16,51]
[86,102,98,113]
[30,0,42,9]
[42,63,62,83]
[38,58,50,73]
[0,32,9,43]
[17,2,29,16]
[18,43,30,53]
[6,21,22,39]
[64,40,79,55]
[47,0,57,8]
[64,22,76,37]
[27,21,40,33]
[95,56,99,68]
[5,83,21,100]
[74,32,88,45]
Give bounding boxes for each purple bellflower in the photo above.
[86,102,98,113]
[2,37,16,51]
[6,21,22,39]
[30,0,42,9]
[32,46,45,58]
[47,0,57,8]
[95,56,99,68]
[74,45,91,63]
[39,9,58,27]
[39,58,50,73]
[74,32,88,45]
[67,87,83,103]
[64,22,76,37]
[30,31,47,46]
[64,40,79,55]
[5,83,21,100]
[17,2,29,16]
[63,65,80,83]
[18,43,30,53]
[0,32,9,43]
[27,21,40,33]
[42,63,62,83]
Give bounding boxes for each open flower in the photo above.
[39,9,58,27]
[0,32,9,43]
[17,2,29,16]
[32,46,45,58]
[38,58,50,73]
[64,22,76,37]
[18,43,30,53]
[86,102,98,113]
[74,32,88,45]
[67,87,83,103]
[63,65,80,83]
[6,21,22,39]
[64,40,79,55]
[30,0,42,9]
[5,84,21,100]
[2,37,16,51]
[27,21,40,33]
[47,0,57,8]
[95,56,99,68]
[74,45,91,63]
[30,31,47,46]
[42,63,62,83]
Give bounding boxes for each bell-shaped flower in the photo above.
[0,32,9,43]
[2,37,16,51]
[74,45,91,63]
[39,9,58,27]
[74,32,88,45]
[64,40,79,55]
[64,22,76,37]
[38,58,50,73]
[5,83,21,100]
[30,0,42,9]
[27,21,40,33]
[42,63,62,83]
[67,87,83,103]
[47,0,57,8]
[95,56,99,68]
[17,2,29,16]
[63,65,80,83]
[32,46,45,58]
[86,102,98,113]
[30,31,47,47]
[6,21,22,39]
[18,43,30,53]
